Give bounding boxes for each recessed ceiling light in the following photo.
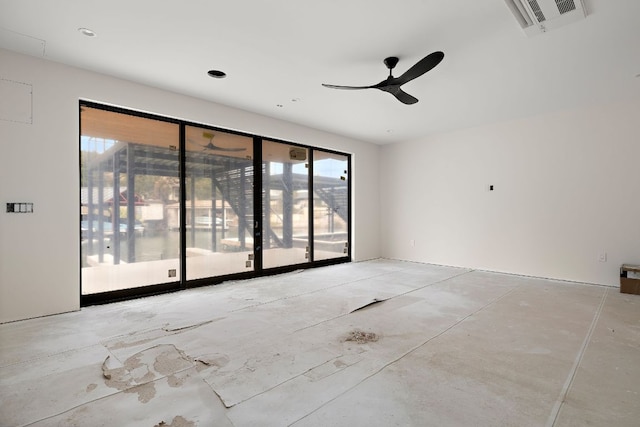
[78,28,96,37]
[276,104,284,108]
[207,70,226,79]
[291,98,300,102]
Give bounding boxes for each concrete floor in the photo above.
[1,259,639,426]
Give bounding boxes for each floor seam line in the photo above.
[21,363,197,427]
[224,270,478,409]
[546,287,609,427]
[0,343,106,369]
[292,269,474,333]
[229,268,473,314]
[1,323,182,369]
[288,285,518,426]
[228,276,381,313]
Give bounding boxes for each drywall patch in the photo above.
[0,79,32,124]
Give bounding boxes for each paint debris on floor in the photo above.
[1,259,639,426]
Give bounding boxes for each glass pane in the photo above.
[81,107,180,294]
[262,141,309,268]
[185,126,254,279]
[313,151,349,260]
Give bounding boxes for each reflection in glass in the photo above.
[184,127,254,279]
[313,151,349,260]
[80,106,180,294]
[80,105,351,299]
[262,141,309,268]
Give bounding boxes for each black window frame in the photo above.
[79,101,351,306]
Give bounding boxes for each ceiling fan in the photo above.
[189,132,246,152]
[322,51,444,105]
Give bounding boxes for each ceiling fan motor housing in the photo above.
[384,57,399,70]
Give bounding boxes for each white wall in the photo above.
[380,98,640,286]
[0,49,381,323]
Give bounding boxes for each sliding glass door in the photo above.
[313,151,349,260]
[80,106,181,295]
[262,140,309,269]
[80,102,350,303]
[185,126,254,279]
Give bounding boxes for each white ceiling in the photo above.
[1,0,639,144]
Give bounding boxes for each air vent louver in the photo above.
[527,0,546,22]
[503,0,586,36]
[556,0,576,14]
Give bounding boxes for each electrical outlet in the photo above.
[598,252,607,263]
[168,269,177,277]
[410,239,415,247]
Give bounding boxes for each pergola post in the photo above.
[97,162,105,263]
[283,162,293,248]
[210,168,217,252]
[126,146,136,263]
[190,172,196,247]
[238,166,247,249]
[112,151,121,264]
[263,162,271,250]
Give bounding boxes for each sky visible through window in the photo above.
[81,136,115,154]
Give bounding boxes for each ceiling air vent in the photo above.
[504,0,586,36]
[528,0,546,23]
[556,0,577,15]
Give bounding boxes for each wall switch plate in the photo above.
[6,202,33,213]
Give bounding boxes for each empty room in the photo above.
[1,0,639,426]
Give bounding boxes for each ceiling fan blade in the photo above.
[394,51,444,86]
[187,138,205,150]
[188,138,246,152]
[390,88,419,105]
[376,85,419,104]
[209,145,246,152]
[321,83,376,90]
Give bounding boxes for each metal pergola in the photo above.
[83,141,346,265]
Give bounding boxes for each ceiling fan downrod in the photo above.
[384,56,399,77]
